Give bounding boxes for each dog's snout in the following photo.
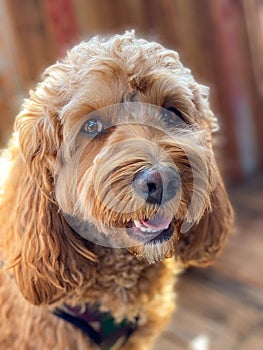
[133,167,179,204]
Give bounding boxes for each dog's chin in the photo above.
[127,237,176,265]
[126,221,177,264]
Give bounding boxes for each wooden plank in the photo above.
[154,269,263,350]
[208,0,262,179]
[238,328,263,350]
[153,336,183,350]
[3,0,31,89]
[167,306,237,350]
[0,1,24,146]
[242,0,263,167]
[44,0,79,55]
[4,0,58,89]
[242,0,263,95]
[185,268,263,311]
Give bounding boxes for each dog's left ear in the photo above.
[177,174,233,266]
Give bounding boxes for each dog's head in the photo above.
[9,32,233,304]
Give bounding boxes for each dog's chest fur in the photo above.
[62,247,178,322]
[0,250,177,349]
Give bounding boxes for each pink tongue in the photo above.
[141,213,172,230]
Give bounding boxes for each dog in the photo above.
[0,32,233,350]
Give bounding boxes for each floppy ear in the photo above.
[2,102,96,306]
[13,193,81,305]
[177,174,233,267]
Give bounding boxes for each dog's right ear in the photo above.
[13,194,81,305]
[1,101,96,306]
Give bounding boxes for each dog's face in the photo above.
[12,33,233,306]
[45,33,219,265]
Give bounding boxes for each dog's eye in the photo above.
[162,107,185,126]
[80,119,104,135]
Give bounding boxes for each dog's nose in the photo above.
[133,167,179,204]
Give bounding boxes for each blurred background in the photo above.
[0,0,262,349]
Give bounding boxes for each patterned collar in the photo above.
[53,304,139,350]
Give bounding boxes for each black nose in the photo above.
[133,167,180,204]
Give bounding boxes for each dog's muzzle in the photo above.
[125,166,179,245]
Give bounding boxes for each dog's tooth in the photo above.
[134,220,142,228]
[139,226,159,233]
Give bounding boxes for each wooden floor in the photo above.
[154,173,263,350]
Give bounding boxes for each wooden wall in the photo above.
[0,0,262,183]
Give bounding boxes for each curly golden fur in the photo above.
[0,32,233,349]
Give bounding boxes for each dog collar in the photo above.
[53,304,138,350]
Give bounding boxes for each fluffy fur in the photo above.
[0,32,233,349]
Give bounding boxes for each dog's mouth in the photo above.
[126,213,174,244]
